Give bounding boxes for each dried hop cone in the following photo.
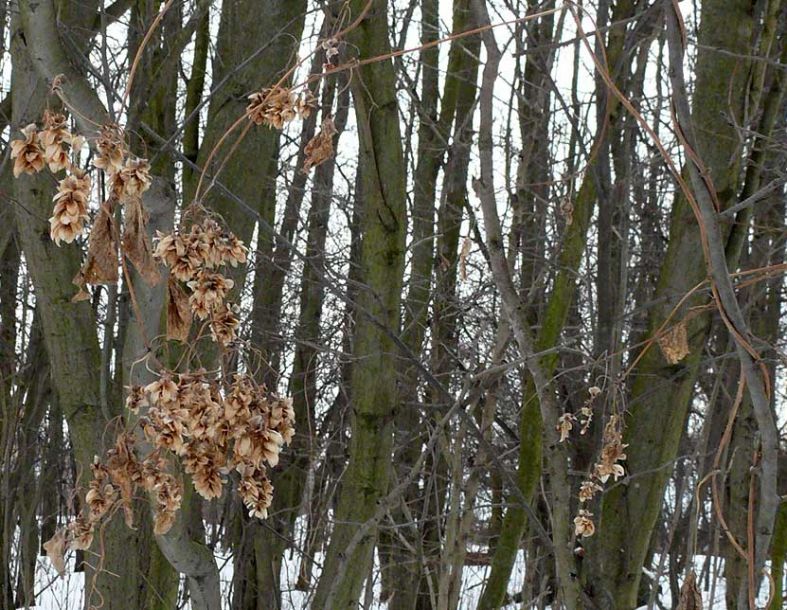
[202,220,248,268]
[193,219,248,269]
[556,412,576,443]
[40,110,74,173]
[117,157,152,198]
[10,124,46,177]
[186,447,225,500]
[50,170,91,246]
[594,415,627,483]
[573,509,595,538]
[187,270,235,320]
[154,231,199,281]
[260,429,284,468]
[86,460,118,522]
[247,86,314,129]
[295,90,317,120]
[93,124,125,174]
[269,397,295,445]
[578,480,602,503]
[238,467,274,519]
[125,384,149,414]
[220,234,248,267]
[153,475,183,535]
[594,442,627,483]
[210,304,240,346]
[145,373,180,407]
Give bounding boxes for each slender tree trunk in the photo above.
[311,1,407,606]
[477,0,643,601]
[386,3,481,607]
[723,133,786,609]
[252,77,349,610]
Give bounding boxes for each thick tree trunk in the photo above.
[593,2,763,606]
[16,1,223,606]
[10,19,147,608]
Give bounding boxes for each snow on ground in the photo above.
[27,548,776,609]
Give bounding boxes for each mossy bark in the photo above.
[770,502,787,609]
[592,2,757,606]
[10,12,155,606]
[310,1,407,607]
[385,3,480,608]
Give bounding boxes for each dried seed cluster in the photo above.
[71,123,156,295]
[153,217,247,345]
[10,114,159,299]
[10,110,85,178]
[93,124,126,174]
[558,387,628,538]
[572,414,628,539]
[10,112,88,245]
[44,432,183,571]
[25,98,299,577]
[592,415,627,484]
[131,371,294,520]
[45,371,295,569]
[246,86,315,129]
[246,85,336,173]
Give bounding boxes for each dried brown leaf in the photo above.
[459,237,471,281]
[560,198,574,226]
[153,510,175,535]
[658,320,689,364]
[71,276,91,303]
[122,197,160,285]
[302,117,337,173]
[43,528,67,577]
[79,203,118,285]
[676,571,702,610]
[167,277,192,342]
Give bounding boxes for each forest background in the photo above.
[0,0,786,609]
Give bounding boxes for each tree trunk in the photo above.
[311,1,407,606]
[252,76,349,610]
[10,16,147,608]
[593,1,763,606]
